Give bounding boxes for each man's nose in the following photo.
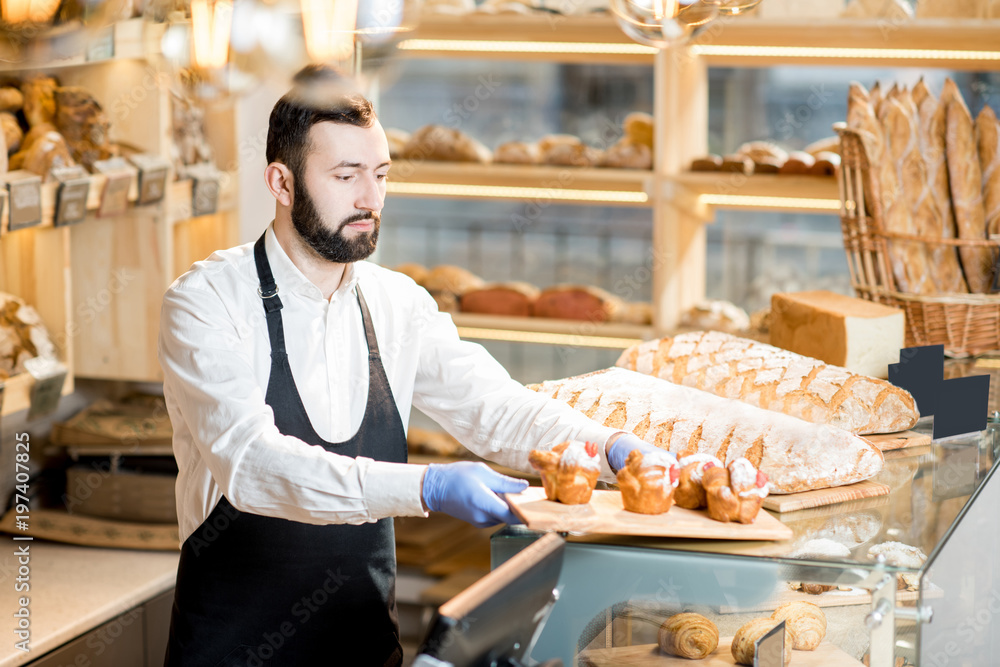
[357,174,384,212]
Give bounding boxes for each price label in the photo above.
[24,357,68,422]
[93,157,137,218]
[186,163,221,217]
[53,166,91,227]
[754,620,785,667]
[128,154,171,206]
[4,171,42,231]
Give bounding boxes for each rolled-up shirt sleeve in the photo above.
[159,283,427,534]
[410,290,621,483]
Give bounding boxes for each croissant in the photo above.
[674,453,721,509]
[703,458,769,524]
[771,601,826,651]
[528,440,600,505]
[658,612,719,660]
[732,618,794,666]
[617,449,679,514]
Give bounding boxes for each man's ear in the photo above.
[264,162,294,207]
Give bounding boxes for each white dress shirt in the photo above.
[160,224,622,541]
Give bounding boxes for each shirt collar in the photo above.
[264,223,360,303]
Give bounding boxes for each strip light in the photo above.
[691,44,1000,63]
[699,193,840,211]
[398,38,656,56]
[399,39,1000,64]
[456,326,642,349]
[387,181,649,204]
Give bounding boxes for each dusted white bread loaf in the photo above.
[529,367,884,494]
[617,331,919,435]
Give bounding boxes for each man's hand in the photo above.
[421,462,529,527]
[606,433,673,474]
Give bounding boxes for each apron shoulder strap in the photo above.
[355,286,381,360]
[254,233,287,357]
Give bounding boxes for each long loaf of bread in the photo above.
[529,368,885,494]
[616,331,919,435]
[977,106,1000,237]
[915,85,968,292]
[943,79,992,293]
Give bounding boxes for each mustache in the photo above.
[338,212,380,230]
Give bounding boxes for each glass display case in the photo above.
[491,418,1000,666]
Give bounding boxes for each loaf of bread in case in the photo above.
[600,138,652,169]
[460,282,540,317]
[528,367,885,494]
[538,134,601,167]
[736,140,788,165]
[384,128,410,159]
[533,285,623,322]
[917,86,968,292]
[616,330,919,435]
[943,78,992,292]
[690,154,723,171]
[778,151,815,174]
[494,140,539,165]
[808,151,840,176]
[977,106,1000,236]
[402,124,492,163]
[392,262,428,285]
[624,112,653,149]
[803,136,840,157]
[422,265,484,312]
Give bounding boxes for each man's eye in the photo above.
[336,175,354,182]
[376,173,388,180]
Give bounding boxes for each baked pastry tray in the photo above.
[578,639,863,666]
[505,489,793,541]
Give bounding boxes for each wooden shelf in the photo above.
[406,14,1000,70]
[451,312,653,349]
[403,13,656,65]
[386,161,653,207]
[0,18,151,72]
[671,172,841,215]
[694,18,1000,70]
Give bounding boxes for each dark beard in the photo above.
[291,176,380,263]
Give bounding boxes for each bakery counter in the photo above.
[0,542,179,667]
[491,421,1000,666]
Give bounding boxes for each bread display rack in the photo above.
[393,13,1000,348]
[0,18,238,392]
[837,122,1000,355]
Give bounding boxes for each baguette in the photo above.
[616,331,919,435]
[529,367,885,494]
[878,97,934,294]
[916,90,968,292]
[846,83,884,221]
[943,79,992,292]
[977,106,1000,237]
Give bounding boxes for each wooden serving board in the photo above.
[762,480,891,513]
[579,639,863,666]
[506,488,792,541]
[866,430,931,451]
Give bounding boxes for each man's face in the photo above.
[290,120,390,264]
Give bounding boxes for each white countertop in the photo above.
[0,541,179,667]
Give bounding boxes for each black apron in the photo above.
[165,233,407,667]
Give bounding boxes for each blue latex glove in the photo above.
[422,462,529,528]
[607,433,671,474]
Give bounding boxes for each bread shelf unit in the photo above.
[402,13,656,65]
[0,32,240,388]
[450,313,651,349]
[396,14,1000,332]
[386,162,652,207]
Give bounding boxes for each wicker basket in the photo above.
[834,122,1000,356]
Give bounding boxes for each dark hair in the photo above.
[266,65,376,178]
